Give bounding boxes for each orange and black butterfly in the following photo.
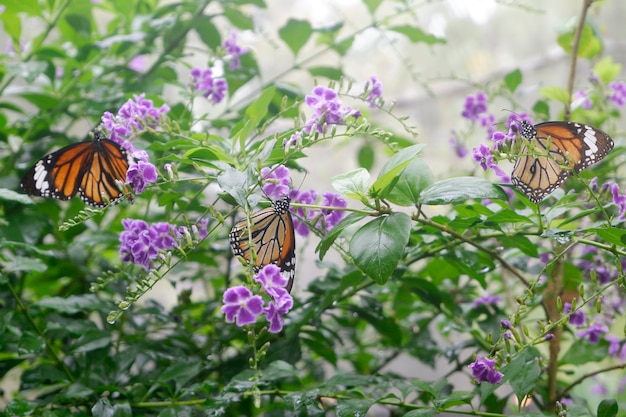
[21,131,135,207]
[511,120,614,203]
[229,196,296,292]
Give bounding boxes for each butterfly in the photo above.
[21,131,135,207]
[229,196,296,292]
[511,120,614,203]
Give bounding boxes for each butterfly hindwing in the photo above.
[511,121,614,203]
[229,196,296,292]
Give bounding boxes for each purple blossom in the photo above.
[119,219,179,270]
[366,75,383,107]
[303,86,361,134]
[471,143,506,177]
[461,92,488,122]
[190,67,228,103]
[319,192,347,230]
[611,183,626,220]
[283,131,303,149]
[564,302,586,327]
[449,133,468,158]
[620,343,626,361]
[578,323,608,343]
[261,165,291,200]
[472,294,502,308]
[126,161,157,194]
[222,31,248,71]
[196,218,208,240]
[128,55,147,73]
[468,355,502,384]
[609,81,626,107]
[265,296,293,333]
[503,331,513,340]
[254,264,290,300]
[545,333,555,341]
[572,89,593,109]
[500,319,512,329]
[101,93,170,151]
[289,189,319,237]
[606,334,621,356]
[221,286,264,326]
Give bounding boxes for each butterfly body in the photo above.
[229,196,296,292]
[21,132,135,207]
[511,121,614,203]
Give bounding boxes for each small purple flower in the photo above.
[472,143,507,178]
[190,67,228,103]
[119,219,179,270]
[289,189,319,237]
[572,89,593,109]
[222,286,264,326]
[578,323,608,343]
[609,81,626,107]
[606,334,621,356]
[222,31,248,71]
[303,86,361,134]
[151,222,177,250]
[126,161,157,194]
[283,130,303,149]
[265,296,294,333]
[261,165,291,200]
[366,75,383,107]
[611,183,626,220]
[128,55,147,73]
[545,333,555,341]
[319,192,347,231]
[254,264,290,300]
[500,319,512,329]
[564,303,586,327]
[620,343,626,361]
[503,331,513,340]
[449,133,468,158]
[472,294,502,308]
[196,218,208,240]
[468,355,502,384]
[461,92,488,122]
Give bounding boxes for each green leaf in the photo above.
[589,227,626,248]
[506,350,541,400]
[279,19,313,55]
[1,12,22,41]
[402,410,436,417]
[593,56,622,85]
[332,168,370,203]
[363,0,383,14]
[158,361,202,385]
[36,294,104,314]
[597,399,618,417]
[316,212,367,260]
[539,86,570,104]
[504,69,522,92]
[557,24,602,59]
[307,66,343,80]
[358,145,375,170]
[0,188,33,204]
[349,212,411,284]
[4,256,46,273]
[233,86,276,144]
[194,14,221,50]
[71,330,111,353]
[223,4,254,30]
[371,144,426,200]
[419,177,507,205]
[561,339,610,365]
[336,399,377,417]
[389,25,446,45]
[385,158,433,207]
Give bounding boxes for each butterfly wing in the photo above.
[21,134,134,207]
[511,121,614,203]
[230,197,296,292]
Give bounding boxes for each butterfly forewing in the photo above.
[511,121,614,203]
[229,196,296,292]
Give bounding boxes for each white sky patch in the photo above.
[448,0,497,25]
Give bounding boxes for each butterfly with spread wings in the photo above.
[21,131,135,207]
[229,196,296,293]
[511,120,614,203]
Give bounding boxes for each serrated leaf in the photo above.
[390,25,446,45]
[279,19,313,55]
[349,212,411,284]
[504,69,522,92]
[419,177,507,205]
[332,168,370,203]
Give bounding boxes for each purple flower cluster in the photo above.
[609,81,626,107]
[221,264,294,333]
[449,132,468,158]
[222,31,248,71]
[572,89,593,110]
[190,68,228,103]
[610,183,626,220]
[578,322,608,343]
[563,302,586,327]
[119,218,208,270]
[128,55,147,73]
[261,164,348,237]
[472,293,502,308]
[366,75,383,107]
[606,335,626,360]
[462,92,488,121]
[126,161,157,194]
[303,86,362,134]
[468,355,503,384]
